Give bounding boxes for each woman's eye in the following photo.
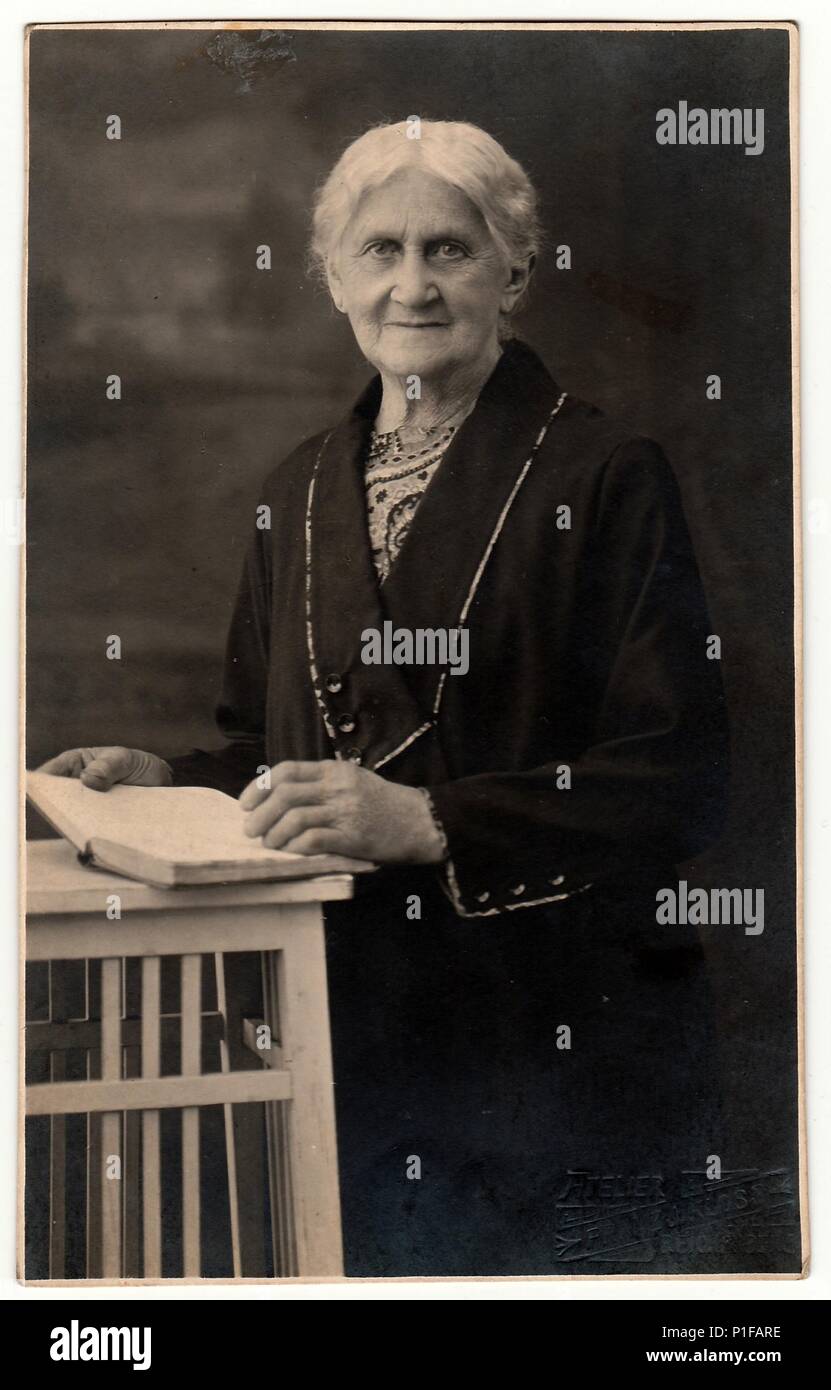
[365,241,397,258]
[432,242,467,259]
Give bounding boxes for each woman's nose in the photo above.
[390,252,439,308]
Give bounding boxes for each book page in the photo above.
[27,772,315,867]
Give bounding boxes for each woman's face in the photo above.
[328,167,526,382]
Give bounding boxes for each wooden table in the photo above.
[24,839,352,1281]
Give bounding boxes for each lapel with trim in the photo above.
[305,338,566,773]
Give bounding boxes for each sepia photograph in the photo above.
[22,18,802,1283]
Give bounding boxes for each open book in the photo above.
[26,771,376,888]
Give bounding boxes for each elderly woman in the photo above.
[43,120,729,1276]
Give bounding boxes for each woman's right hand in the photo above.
[37,747,173,792]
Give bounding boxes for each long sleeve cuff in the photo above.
[425,779,595,919]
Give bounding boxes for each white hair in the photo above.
[309,119,542,327]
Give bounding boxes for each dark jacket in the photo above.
[169,338,730,1275]
[171,337,728,911]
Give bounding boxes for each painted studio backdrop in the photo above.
[25,24,799,1278]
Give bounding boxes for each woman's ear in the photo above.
[326,257,346,314]
[500,255,535,314]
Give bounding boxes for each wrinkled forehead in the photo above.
[342,168,492,246]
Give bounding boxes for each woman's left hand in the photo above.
[239,759,446,864]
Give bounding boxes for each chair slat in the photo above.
[122,961,141,1275]
[141,956,162,1279]
[47,962,67,1279]
[85,959,102,1279]
[100,958,122,1278]
[262,952,297,1277]
[180,954,202,1277]
[214,953,241,1278]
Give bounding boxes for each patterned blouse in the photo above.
[364,420,462,583]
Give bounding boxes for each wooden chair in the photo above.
[24,840,350,1280]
